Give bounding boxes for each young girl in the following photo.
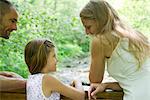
[24,39,85,100]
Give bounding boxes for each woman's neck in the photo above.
[102,31,120,50]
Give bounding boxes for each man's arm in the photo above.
[0,74,26,91]
[0,71,23,78]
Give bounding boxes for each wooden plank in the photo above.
[0,86,123,100]
[0,89,26,100]
[0,92,26,100]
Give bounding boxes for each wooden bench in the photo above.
[0,89,26,100]
[0,86,123,100]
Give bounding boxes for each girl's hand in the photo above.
[70,80,82,88]
[88,83,106,100]
[70,80,76,87]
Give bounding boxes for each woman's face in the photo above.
[81,18,99,35]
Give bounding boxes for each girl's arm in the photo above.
[89,37,106,83]
[43,75,85,100]
[71,80,84,91]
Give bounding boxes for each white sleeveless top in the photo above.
[107,38,150,100]
[27,73,60,100]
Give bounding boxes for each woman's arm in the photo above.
[88,82,122,99]
[43,75,85,100]
[89,37,106,83]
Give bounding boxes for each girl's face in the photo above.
[45,48,57,72]
[81,18,99,35]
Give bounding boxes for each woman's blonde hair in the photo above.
[25,39,55,74]
[80,0,150,68]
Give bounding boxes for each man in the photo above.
[0,0,26,91]
[0,0,18,39]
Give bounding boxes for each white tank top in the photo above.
[107,38,150,100]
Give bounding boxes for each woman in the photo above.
[80,0,150,100]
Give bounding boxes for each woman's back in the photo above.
[107,38,150,100]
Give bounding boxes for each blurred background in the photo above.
[0,0,149,78]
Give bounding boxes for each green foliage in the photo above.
[0,0,89,78]
[118,0,150,36]
[0,0,149,78]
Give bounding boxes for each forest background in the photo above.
[0,0,149,78]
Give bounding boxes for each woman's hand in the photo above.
[88,83,106,100]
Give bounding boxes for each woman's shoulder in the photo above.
[91,36,108,49]
[92,36,107,45]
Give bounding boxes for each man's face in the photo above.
[0,7,18,39]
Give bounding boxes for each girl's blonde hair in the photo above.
[80,0,150,68]
[25,39,55,74]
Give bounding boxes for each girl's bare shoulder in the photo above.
[43,74,60,84]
